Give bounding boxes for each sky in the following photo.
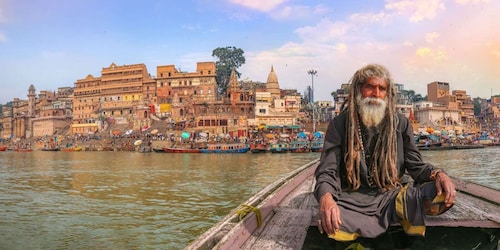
[0,0,499,104]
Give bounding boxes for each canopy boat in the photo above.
[185,160,500,249]
[289,140,311,153]
[310,139,324,152]
[269,142,289,153]
[200,143,250,153]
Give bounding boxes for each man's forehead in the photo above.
[364,77,387,86]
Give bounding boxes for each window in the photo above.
[259,109,266,114]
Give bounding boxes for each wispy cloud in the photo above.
[228,0,288,12]
[385,0,446,22]
[0,32,6,43]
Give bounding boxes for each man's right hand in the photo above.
[318,192,342,235]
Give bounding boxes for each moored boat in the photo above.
[185,160,500,249]
[15,148,33,152]
[0,145,7,151]
[61,146,82,152]
[310,139,324,152]
[163,147,201,153]
[41,147,60,151]
[200,143,250,153]
[269,142,289,153]
[249,141,268,153]
[289,140,311,153]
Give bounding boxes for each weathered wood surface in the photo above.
[424,177,500,227]
[185,159,500,250]
[184,160,320,250]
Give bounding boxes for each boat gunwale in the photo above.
[184,159,320,249]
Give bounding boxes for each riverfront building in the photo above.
[72,63,156,135]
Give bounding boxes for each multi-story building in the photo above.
[452,90,475,126]
[427,81,450,102]
[332,83,350,116]
[155,62,218,127]
[1,85,73,139]
[72,63,156,135]
[0,105,13,139]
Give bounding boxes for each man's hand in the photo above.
[318,193,342,235]
[435,172,456,207]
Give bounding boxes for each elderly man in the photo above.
[315,64,456,243]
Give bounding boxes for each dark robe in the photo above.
[314,112,441,240]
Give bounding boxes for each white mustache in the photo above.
[361,97,385,106]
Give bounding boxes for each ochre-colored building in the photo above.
[72,63,156,135]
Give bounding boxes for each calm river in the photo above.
[0,148,498,249]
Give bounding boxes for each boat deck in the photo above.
[185,161,500,249]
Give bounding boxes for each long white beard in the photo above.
[357,96,387,127]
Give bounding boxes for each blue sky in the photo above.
[1,0,499,104]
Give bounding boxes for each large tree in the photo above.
[212,46,245,95]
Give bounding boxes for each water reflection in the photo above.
[0,148,498,249]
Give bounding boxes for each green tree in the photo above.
[212,46,245,95]
[473,97,482,116]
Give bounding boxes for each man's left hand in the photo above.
[434,172,456,207]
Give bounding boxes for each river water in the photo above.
[0,148,498,249]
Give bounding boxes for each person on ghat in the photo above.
[314,64,456,242]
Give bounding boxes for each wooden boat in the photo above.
[41,147,60,151]
[418,144,485,151]
[152,148,166,153]
[250,142,268,153]
[0,145,7,151]
[163,147,201,153]
[289,140,311,153]
[269,142,289,153]
[185,160,500,249]
[15,148,33,152]
[61,146,82,152]
[310,139,324,152]
[200,143,250,153]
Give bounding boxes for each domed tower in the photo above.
[27,84,36,117]
[266,66,281,99]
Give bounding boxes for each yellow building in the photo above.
[72,63,156,135]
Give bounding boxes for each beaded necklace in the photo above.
[356,117,376,186]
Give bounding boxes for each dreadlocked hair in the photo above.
[344,64,401,192]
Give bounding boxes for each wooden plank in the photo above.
[452,177,500,205]
[243,208,312,250]
[425,188,500,228]
[214,163,318,250]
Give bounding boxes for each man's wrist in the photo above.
[430,169,443,181]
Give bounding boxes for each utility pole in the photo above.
[308,69,317,132]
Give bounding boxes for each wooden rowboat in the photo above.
[185,160,500,249]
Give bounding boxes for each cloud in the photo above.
[425,32,440,43]
[455,0,490,5]
[295,18,350,43]
[0,32,6,43]
[385,0,445,22]
[228,0,288,12]
[0,4,5,23]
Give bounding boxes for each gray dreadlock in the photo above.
[344,64,401,191]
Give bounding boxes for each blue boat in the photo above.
[310,139,324,152]
[289,140,311,153]
[200,143,250,153]
[269,142,289,153]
